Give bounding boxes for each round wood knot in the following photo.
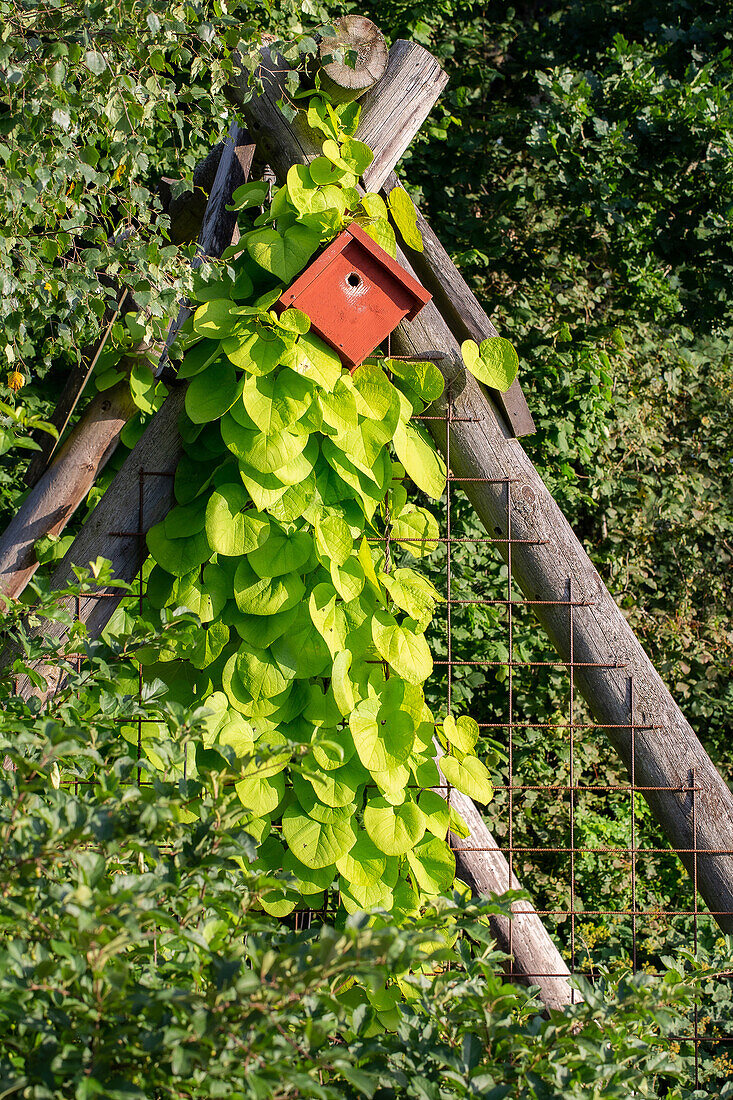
[519,484,536,504]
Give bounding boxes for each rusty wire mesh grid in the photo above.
[68,387,733,1092]
[427,390,733,1091]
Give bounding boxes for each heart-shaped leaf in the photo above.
[146,523,210,578]
[185,359,239,424]
[363,796,425,857]
[350,696,415,773]
[235,645,289,701]
[282,804,356,868]
[440,753,494,805]
[222,325,288,375]
[235,771,285,816]
[246,223,320,283]
[390,504,439,558]
[228,180,269,210]
[443,714,480,753]
[233,558,305,616]
[193,298,241,338]
[205,486,270,557]
[287,331,343,392]
[461,336,519,392]
[405,835,455,894]
[248,524,312,578]
[241,368,312,434]
[371,609,433,686]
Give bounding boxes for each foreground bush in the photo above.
[0,581,701,1098]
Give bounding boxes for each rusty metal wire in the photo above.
[421,389,733,1090]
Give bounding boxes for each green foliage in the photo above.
[0,586,705,1098]
[343,3,732,1087]
[125,111,488,919]
[0,0,337,520]
[4,0,733,1091]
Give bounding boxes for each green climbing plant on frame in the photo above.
[140,92,512,920]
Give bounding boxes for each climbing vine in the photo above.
[134,94,514,919]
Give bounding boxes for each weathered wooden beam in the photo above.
[449,790,580,1008]
[0,355,143,604]
[23,288,132,487]
[383,173,535,439]
[432,736,578,1008]
[236,38,448,194]
[390,255,733,933]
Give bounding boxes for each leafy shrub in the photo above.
[0,581,704,1099]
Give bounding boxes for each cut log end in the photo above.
[318,16,389,101]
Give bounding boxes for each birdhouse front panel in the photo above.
[278,223,431,368]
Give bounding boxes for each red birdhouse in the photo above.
[277,222,431,369]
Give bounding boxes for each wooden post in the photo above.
[0,357,141,603]
[449,790,580,1008]
[432,739,578,1008]
[389,255,733,933]
[235,38,448,194]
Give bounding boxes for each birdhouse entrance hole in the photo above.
[347,272,361,287]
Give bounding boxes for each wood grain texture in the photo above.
[449,790,580,1008]
[237,39,447,194]
[317,15,389,102]
[16,386,186,693]
[432,737,578,1007]
[358,41,448,192]
[390,251,733,931]
[382,172,535,438]
[24,289,132,486]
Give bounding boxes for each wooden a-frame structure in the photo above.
[3,18,733,1011]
